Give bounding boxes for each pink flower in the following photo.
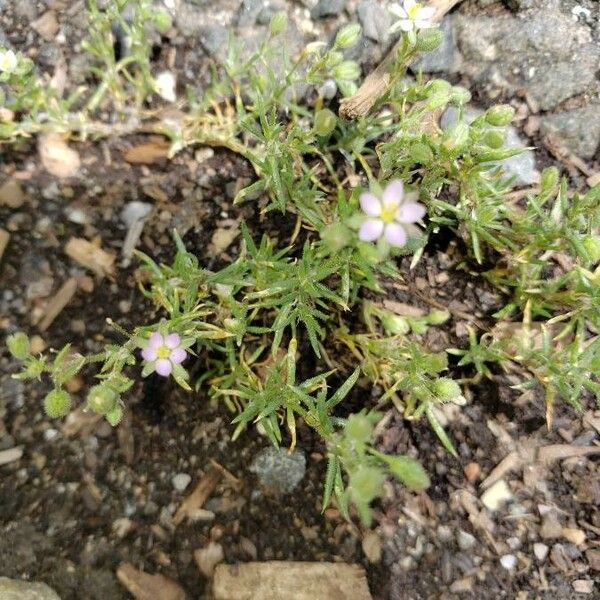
[141,332,186,377]
[358,180,426,247]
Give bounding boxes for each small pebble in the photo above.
[457,529,476,551]
[533,542,549,562]
[562,527,586,546]
[172,473,192,492]
[43,428,58,441]
[480,479,512,511]
[500,554,517,570]
[572,580,594,594]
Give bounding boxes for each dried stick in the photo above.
[339,0,464,120]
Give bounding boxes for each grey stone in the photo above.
[539,103,600,159]
[0,578,61,600]
[172,472,192,492]
[540,511,563,539]
[457,529,476,551]
[236,0,264,27]
[14,0,38,21]
[441,106,539,186]
[357,0,391,44]
[454,11,598,110]
[199,25,229,56]
[250,446,306,494]
[412,16,461,74]
[256,4,283,26]
[311,0,347,19]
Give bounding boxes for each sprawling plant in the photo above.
[4,0,599,524]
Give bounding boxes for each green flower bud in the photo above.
[415,28,443,52]
[449,86,471,106]
[335,24,362,49]
[482,129,505,149]
[87,384,118,414]
[106,404,123,427]
[349,465,385,504]
[432,378,461,400]
[332,61,361,81]
[269,11,287,36]
[321,222,351,252]
[441,122,470,152]
[7,332,30,360]
[345,414,373,443]
[409,318,428,334]
[326,50,344,67]
[44,389,72,418]
[427,309,450,325]
[485,104,515,126]
[223,318,245,337]
[380,313,410,336]
[427,80,452,96]
[582,235,600,264]
[540,166,559,195]
[410,142,433,164]
[386,455,430,490]
[314,108,337,136]
[153,11,172,34]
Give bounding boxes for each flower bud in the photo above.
[427,79,451,96]
[44,389,72,418]
[332,60,361,81]
[427,309,450,325]
[153,11,172,34]
[387,455,430,490]
[223,318,245,337]
[410,142,433,164]
[349,466,385,504]
[582,235,600,264]
[345,414,373,443]
[7,332,30,360]
[87,384,118,414]
[314,108,337,136]
[319,78,337,100]
[415,28,443,52]
[441,122,469,152]
[269,11,287,36]
[449,86,471,106]
[106,404,123,426]
[432,378,461,400]
[485,104,515,126]
[335,24,362,49]
[321,222,351,252]
[482,129,505,149]
[540,166,559,195]
[380,313,410,336]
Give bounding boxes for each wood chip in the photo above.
[116,562,187,600]
[538,444,600,465]
[213,562,372,600]
[210,226,239,254]
[38,133,81,178]
[65,237,115,278]
[173,466,221,526]
[123,139,170,164]
[0,446,24,466]
[0,228,9,264]
[38,277,78,331]
[480,451,522,491]
[382,300,426,318]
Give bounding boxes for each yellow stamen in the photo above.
[380,202,399,224]
[157,346,170,359]
[408,3,422,19]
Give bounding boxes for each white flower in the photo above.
[155,71,177,103]
[358,180,426,247]
[389,0,436,33]
[0,49,18,74]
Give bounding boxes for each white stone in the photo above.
[171,473,191,492]
[533,543,549,562]
[480,479,512,511]
[500,554,517,570]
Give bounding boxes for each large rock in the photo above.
[212,562,372,600]
[539,103,600,159]
[0,578,61,600]
[454,10,598,110]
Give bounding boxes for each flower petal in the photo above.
[359,192,382,216]
[148,332,164,349]
[170,347,187,364]
[141,347,157,361]
[382,180,404,206]
[404,0,417,11]
[165,333,181,349]
[389,3,408,18]
[415,19,435,28]
[359,219,385,242]
[384,223,407,247]
[396,201,426,224]
[155,358,172,377]
[418,6,436,19]
[398,19,414,31]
